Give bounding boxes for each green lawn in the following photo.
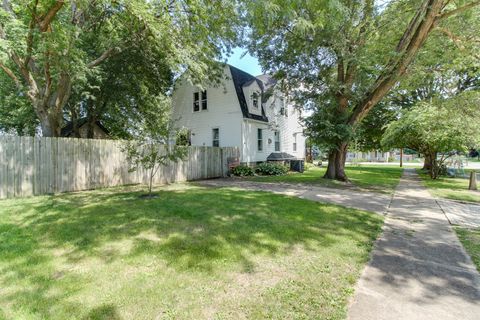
[416,169,480,203]
[455,227,480,271]
[0,184,383,320]
[247,165,404,194]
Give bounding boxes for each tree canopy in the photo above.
[382,91,480,178]
[0,0,241,136]
[245,0,480,180]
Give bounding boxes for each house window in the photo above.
[212,128,219,147]
[193,90,207,112]
[257,129,263,151]
[201,90,207,110]
[252,93,259,109]
[274,131,280,152]
[293,134,297,152]
[193,92,200,112]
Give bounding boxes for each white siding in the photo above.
[242,81,263,117]
[172,65,306,163]
[172,66,243,149]
[261,92,306,160]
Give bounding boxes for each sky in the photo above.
[226,47,263,76]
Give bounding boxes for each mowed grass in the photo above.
[455,227,480,271]
[0,184,383,320]
[247,165,404,194]
[416,169,480,203]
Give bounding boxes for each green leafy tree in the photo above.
[382,92,480,179]
[0,0,241,137]
[245,0,480,181]
[122,97,187,197]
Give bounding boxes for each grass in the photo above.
[247,165,404,194]
[0,184,383,320]
[416,169,480,203]
[455,227,480,271]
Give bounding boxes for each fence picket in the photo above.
[0,136,238,199]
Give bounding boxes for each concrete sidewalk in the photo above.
[196,179,392,215]
[348,169,480,320]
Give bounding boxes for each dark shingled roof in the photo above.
[267,152,296,161]
[61,118,109,137]
[229,65,269,123]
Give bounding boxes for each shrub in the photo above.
[255,162,289,176]
[232,165,255,176]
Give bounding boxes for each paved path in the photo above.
[196,179,392,214]
[437,199,480,228]
[348,169,480,320]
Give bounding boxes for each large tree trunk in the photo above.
[334,143,348,181]
[35,100,63,137]
[324,143,349,181]
[429,151,438,179]
[324,150,337,179]
[423,153,433,171]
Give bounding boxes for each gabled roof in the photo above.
[256,74,276,90]
[61,118,109,137]
[229,65,269,123]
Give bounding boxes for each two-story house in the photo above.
[172,64,306,165]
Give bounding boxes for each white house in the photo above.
[172,64,306,164]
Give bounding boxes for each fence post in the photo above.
[469,171,477,190]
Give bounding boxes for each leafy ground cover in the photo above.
[417,169,480,203]
[455,227,480,271]
[247,165,404,194]
[0,184,383,320]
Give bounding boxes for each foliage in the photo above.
[255,162,289,176]
[383,92,480,178]
[244,0,480,180]
[0,76,37,135]
[122,98,187,197]
[232,165,255,177]
[175,128,191,146]
[352,102,398,152]
[0,0,241,136]
[0,185,383,319]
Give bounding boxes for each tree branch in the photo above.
[38,0,65,32]
[438,0,480,20]
[0,62,21,88]
[25,0,39,68]
[87,47,120,68]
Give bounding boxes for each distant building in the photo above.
[61,118,109,139]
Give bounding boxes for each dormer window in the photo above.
[193,90,207,112]
[252,92,259,109]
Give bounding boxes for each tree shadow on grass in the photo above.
[0,186,382,318]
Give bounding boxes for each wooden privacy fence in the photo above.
[0,136,239,199]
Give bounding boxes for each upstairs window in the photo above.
[193,90,207,112]
[212,128,219,147]
[257,129,263,151]
[293,134,297,152]
[201,90,207,110]
[274,131,280,152]
[252,93,259,109]
[193,92,200,112]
